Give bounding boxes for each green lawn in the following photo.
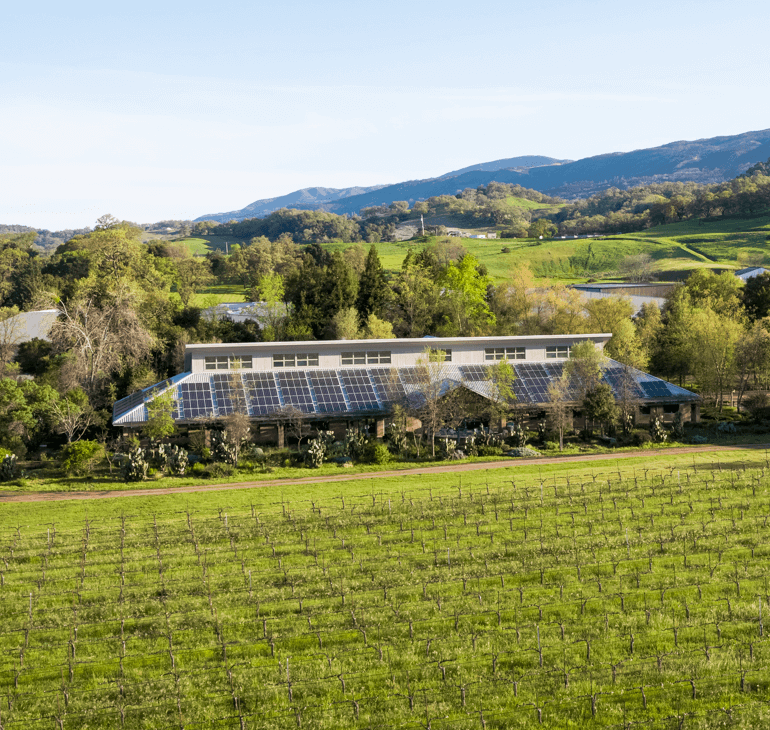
[1,449,769,728]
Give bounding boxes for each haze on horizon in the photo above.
[2,0,769,230]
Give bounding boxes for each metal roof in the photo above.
[113,360,698,426]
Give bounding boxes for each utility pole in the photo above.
[420,215,425,236]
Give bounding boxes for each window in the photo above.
[545,345,571,359]
[485,347,525,361]
[429,348,452,362]
[273,353,319,368]
[205,355,252,371]
[341,351,391,365]
[639,406,651,415]
[663,404,679,414]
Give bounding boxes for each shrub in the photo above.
[477,445,503,457]
[631,430,651,446]
[507,447,540,458]
[671,411,685,439]
[690,434,708,444]
[60,440,104,476]
[191,462,206,476]
[365,442,392,465]
[543,441,560,451]
[501,246,511,253]
[716,421,737,434]
[206,462,234,478]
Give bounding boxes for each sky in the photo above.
[2,0,769,230]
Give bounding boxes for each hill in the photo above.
[196,128,770,221]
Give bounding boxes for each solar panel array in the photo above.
[370,368,407,404]
[276,372,315,412]
[339,369,379,411]
[640,380,672,398]
[179,382,215,420]
[211,373,248,416]
[242,373,282,416]
[307,371,347,413]
[126,357,689,424]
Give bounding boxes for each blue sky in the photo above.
[2,0,769,229]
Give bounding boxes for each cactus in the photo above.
[671,410,685,439]
[510,422,528,447]
[306,438,326,468]
[649,416,667,443]
[465,434,478,457]
[441,439,457,459]
[0,454,22,482]
[159,444,189,476]
[121,447,149,482]
[211,430,237,465]
[345,429,368,459]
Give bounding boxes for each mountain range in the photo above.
[196,129,770,222]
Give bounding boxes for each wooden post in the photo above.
[277,424,285,449]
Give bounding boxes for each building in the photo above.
[734,267,769,282]
[113,335,699,443]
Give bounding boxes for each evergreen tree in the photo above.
[356,245,389,321]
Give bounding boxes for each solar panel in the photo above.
[603,368,644,399]
[242,373,282,416]
[179,382,215,420]
[370,368,406,404]
[307,371,347,413]
[515,363,552,403]
[460,365,488,382]
[113,390,145,417]
[641,380,671,398]
[276,371,315,413]
[339,369,380,411]
[212,373,248,416]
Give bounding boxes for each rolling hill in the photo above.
[196,128,770,221]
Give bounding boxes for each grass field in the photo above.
[1,449,770,728]
[177,213,770,285]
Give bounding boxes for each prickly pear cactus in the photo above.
[0,454,22,482]
[121,447,149,482]
[211,430,237,465]
[306,437,326,468]
[160,444,189,476]
[510,422,528,447]
[649,416,668,443]
[671,410,685,439]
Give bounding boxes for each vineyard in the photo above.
[1,460,770,728]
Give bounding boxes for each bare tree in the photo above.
[275,405,310,449]
[50,389,98,443]
[407,348,456,458]
[547,374,571,450]
[48,292,154,403]
[0,307,24,369]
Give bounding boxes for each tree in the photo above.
[618,253,653,282]
[438,254,495,336]
[275,405,309,449]
[735,321,770,407]
[392,251,439,337]
[360,313,395,340]
[688,308,743,409]
[564,340,606,403]
[145,390,177,442]
[742,272,770,321]
[50,387,97,443]
[528,219,556,239]
[605,319,647,370]
[252,273,288,341]
[356,245,390,320]
[584,296,634,336]
[582,383,618,436]
[479,360,516,434]
[546,373,571,450]
[174,258,213,307]
[408,348,455,458]
[49,292,155,404]
[0,307,23,370]
[634,302,663,366]
[221,411,251,465]
[328,306,360,340]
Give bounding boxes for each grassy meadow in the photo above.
[1,449,770,728]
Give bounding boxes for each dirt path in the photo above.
[1,444,766,504]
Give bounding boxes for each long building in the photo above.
[113,334,699,444]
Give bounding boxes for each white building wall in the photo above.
[186,334,610,374]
